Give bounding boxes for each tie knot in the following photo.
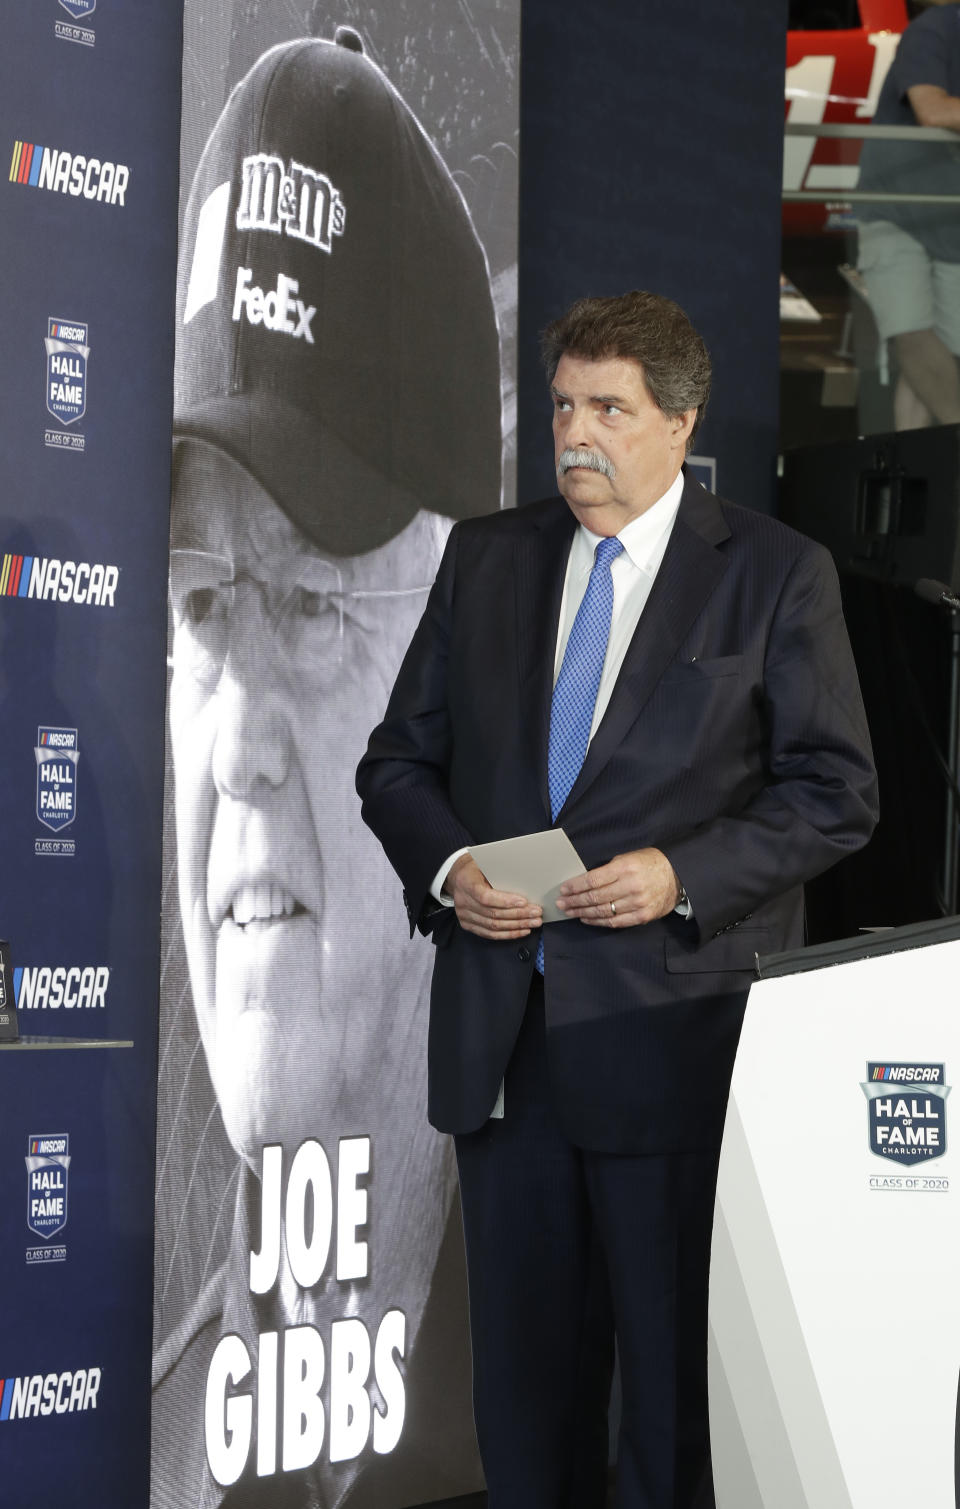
[595,536,624,569]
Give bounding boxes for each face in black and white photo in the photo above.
[164,29,501,1179]
[169,442,447,1166]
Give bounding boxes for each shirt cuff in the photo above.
[430,847,471,905]
[673,873,693,920]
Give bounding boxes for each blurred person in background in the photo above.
[858,0,960,428]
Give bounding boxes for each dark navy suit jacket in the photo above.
[357,477,878,1155]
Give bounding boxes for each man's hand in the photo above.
[444,854,543,940]
[556,848,680,928]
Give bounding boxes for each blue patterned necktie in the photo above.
[537,534,624,972]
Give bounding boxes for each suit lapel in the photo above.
[557,477,731,818]
[514,500,576,822]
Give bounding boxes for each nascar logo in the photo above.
[14,966,108,1011]
[9,141,128,205]
[1,553,117,606]
[869,1064,943,1084]
[0,1368,101,1419]
[29,1137,66,1155]
[47,321,86,342]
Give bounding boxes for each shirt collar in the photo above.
[575,470,684,576]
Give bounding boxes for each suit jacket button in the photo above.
[517,946,531,963]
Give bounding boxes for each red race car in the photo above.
[785,0,908,232]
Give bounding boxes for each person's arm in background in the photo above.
[907,83,960,129]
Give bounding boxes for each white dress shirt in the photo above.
[431,472,686,902]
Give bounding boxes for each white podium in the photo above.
[710,917,960,1509]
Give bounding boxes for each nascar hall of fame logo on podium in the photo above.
[25,1134,70,1264]
[862,1063,950,1165]
[44,319,88,452]
[34,727,79,857]
[55,0,95,47]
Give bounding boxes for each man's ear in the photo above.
[671,408,698,451]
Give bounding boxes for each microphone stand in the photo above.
[915,580,960,915]
[945,608,960,916]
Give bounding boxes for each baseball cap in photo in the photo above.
[175,30,502,555]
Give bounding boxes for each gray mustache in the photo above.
[557,448,617,480]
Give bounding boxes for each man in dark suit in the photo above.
[357,291,878,1508]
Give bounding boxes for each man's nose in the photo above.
[210,633,291,800]
[562,407,595,451]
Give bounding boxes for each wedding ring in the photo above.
[610,900,617,916]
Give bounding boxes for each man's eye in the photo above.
[294,587,340,623]
[602,404,620,417]
[554,398,571,412]
[290,588,345,644]
[297,587,323,619]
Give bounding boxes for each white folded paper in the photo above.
[468,828,587,924]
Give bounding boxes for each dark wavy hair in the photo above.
[542,290,712,451]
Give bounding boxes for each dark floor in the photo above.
[413,1476,618,1509]
[414,1497,486,1509]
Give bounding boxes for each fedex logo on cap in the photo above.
[237,154,346,253]
[232,268,315,342]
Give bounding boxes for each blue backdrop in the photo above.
[0,0,182,1502]
[517,0,787,515]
